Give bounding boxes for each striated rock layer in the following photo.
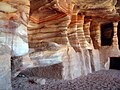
[0,1,120,88]
[0,0,30,89]
[27,0,120,80]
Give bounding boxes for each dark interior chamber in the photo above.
[101,22,114,46]
[110,57,120,70]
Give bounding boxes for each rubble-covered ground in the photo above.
[12,69,120,90]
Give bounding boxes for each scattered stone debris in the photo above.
[35,78,46,85]
[17,73,26,78]
[28,79,37,84]
[12,70,120,90]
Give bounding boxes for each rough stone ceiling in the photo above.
[72,0,118,19]
[76,0,117,14]
[30,0,120,22]
[75,0,119,22]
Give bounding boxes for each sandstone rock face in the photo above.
[0,20,29,56]
[27,0,120,80]
[0,45,11,90]
[0,0,30,89]
[29,43,64,66]
[0,0,30,56]
[0,0,120,87]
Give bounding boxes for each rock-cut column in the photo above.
[83,18,93,49]
[77,15,89,49]
[90,21,101,49]
[68,13,81,52]
[112,22,118,46]
[66,12,83,79]
[56,15,71,45]
[83,18,95,71]
[76,15,92,75]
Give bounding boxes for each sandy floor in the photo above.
[12,69,120,90]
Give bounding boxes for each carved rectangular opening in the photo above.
[110,57,120,70]
[101,22,113,46]
[117,21,120,49]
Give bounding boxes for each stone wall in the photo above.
[0,1,120,88]
[0,0,30,89]
[27,0,120,80]
[0,45,11,90]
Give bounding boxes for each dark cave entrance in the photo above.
[110,57,120,70]
[117,21,120,49]
[101,22,114,46]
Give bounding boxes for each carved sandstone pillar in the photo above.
[75,15,92,75]
[83,18,95,72]
[77,15,88,49]
[90,21,101,49]
[56,15,71,45]
[112,22,118,46]
[83,18,93,49]
[68,13,81,52]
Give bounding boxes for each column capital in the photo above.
[84,18,92,23]
[113,22,118,26]
[78,14,85,20]
[72,5,80,15]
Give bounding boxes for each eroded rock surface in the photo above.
[12,70,120,90]
[1,1,120,90]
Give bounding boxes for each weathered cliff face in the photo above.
[0,1,120,88]
[0,0,30,56]
[0,44,11,90]
[0,0,30,89]
[26,0,120,80]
